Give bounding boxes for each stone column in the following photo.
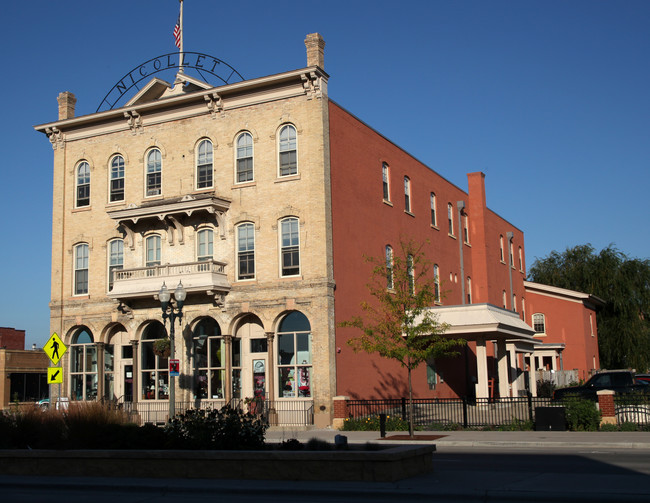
[496,339,510,398]
[223,334,232,403]
[266,332,277,425]
[475,339,489,399]
[96,342,105,401]
[130,340,139,406]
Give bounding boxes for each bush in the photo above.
[496,418,534,431]
[164,406,268,450]
[340,414,409,431]
[536,380,556,398]
[563,396,601,431]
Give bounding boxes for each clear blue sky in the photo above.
[1,0,648,349]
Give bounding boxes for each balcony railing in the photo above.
[108,260,230,301]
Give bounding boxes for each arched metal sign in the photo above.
[97,52,244,112]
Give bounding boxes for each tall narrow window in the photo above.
[196,139,213,189]
[467,277,472,304]
[145,235,161,267]
[382,163,390,201]
[280,217,300,276]
[192,318,224,399]
[279,125,297,176]
[522,298,526,321]
[197,229,213,262]
[502,290,507,309]
[236,132,254,183]
[386,245,393,289]
[108,239,123,291]
[447,203,454,235]
[518,247,523,272]
[512,294,517,313]
[146,149,162,196]
[109,156,124,202]
[463,214,469,243]
[509,241,515,268]
[533,313,546,334]
[237,223,255,280]
[70,328,97,401]
[407,254,415,295]
[430,193,437,226]
[433,264,440,302]
[141,322,168,400]
[74,243,89,295]
[76,161,90,207]
[426,359,437,390]
[277,312,312,398]
[404,177,411,212]
[499,235,505,262]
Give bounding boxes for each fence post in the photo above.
[597,390,616,426]
[332,396,350,430]
[462,397,468,428]
[401,397,407,421]
[527,392,534,423]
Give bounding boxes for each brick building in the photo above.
[35,34,599,426]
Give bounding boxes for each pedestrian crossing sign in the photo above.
[45,332,67,365]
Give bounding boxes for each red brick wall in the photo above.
[0,327,25,350]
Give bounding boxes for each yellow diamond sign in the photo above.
[48,367,63,384]
[45,332,67,365]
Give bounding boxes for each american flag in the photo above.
[173,15,181,49]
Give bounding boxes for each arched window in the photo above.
[512,294,517,313]
[193,318,224,399]
[70,327,97,401]
[502,290,507,309]
[385,245,393,290]
[433,264,440,302]
[108,239,123,291]
[382,163,390,201]
[196,139,213,189]
[509,240,515,268]
[146,148,162,196]
[430,193,437,227]
[74,243,89,295]
[533,313,546,334]
[467,277,472,304]
[522,297,526,321]
[197,229,213,262]
[277,312,311,398]
[280,217,300,276]
[145,235,161,267]
[404,176,411,212]
[499,235,505,262]
[447,203,454,235]
[518,247,523,272]
[76,161,90,207]
[237,223,255,280]
[463,214,469,243]
[236,132,254,183]
[141,322,168,400]
[109,155,125,202]
[278,125,297,176]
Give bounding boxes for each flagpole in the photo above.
[179,0,184,74]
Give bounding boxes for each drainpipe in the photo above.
[457,201,466,304]
[507,231,514,311]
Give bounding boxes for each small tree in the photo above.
[339,239,465,437]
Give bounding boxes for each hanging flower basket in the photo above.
[153,338,171,358]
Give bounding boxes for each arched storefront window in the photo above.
[277,312,311,399]
[193,318,226,399]
[141,322,168,400]
[70,327,97,401]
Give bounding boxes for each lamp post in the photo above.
[159,280,186,421]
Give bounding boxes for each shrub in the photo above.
[496,418,534,431]
[305,438,334,451]
[165,405,268,450]
[563,396,601,431]
[536,380,556,398]
[340,414,409,431]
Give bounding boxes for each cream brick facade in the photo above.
[37,34,335,426]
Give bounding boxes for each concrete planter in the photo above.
[0,444,434,482]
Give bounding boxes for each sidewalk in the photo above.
[266,426,650,450]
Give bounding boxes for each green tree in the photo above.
[339,239,465,437]
[528,244,650,370]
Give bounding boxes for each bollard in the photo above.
[379,413,386,438]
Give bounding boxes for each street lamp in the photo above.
[159,280,186,421]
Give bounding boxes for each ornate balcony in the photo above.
[108,260,230,304]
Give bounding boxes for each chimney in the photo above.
[305,33,325,69]
[57,91,77,120]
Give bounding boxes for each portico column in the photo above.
[507,344,520,397]
[527,353,537,397]
[223,334,232,402]
[496,339,509,398]
[475,338,489,399]
[96,342,105,401]
[130,340,139,406]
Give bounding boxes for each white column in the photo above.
[475,339,489,399]
[528,353,537,397]
[508,344,520,397]
[496,339,509,398]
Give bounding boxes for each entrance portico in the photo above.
[428,304,538,398]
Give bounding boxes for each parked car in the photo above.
[552,370,650,401]
[635,374,650,385]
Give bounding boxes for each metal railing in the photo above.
[114,260,226,281]
[346,396,560,428]
[614,394,650,425]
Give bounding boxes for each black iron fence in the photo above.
[346,397,561,428]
